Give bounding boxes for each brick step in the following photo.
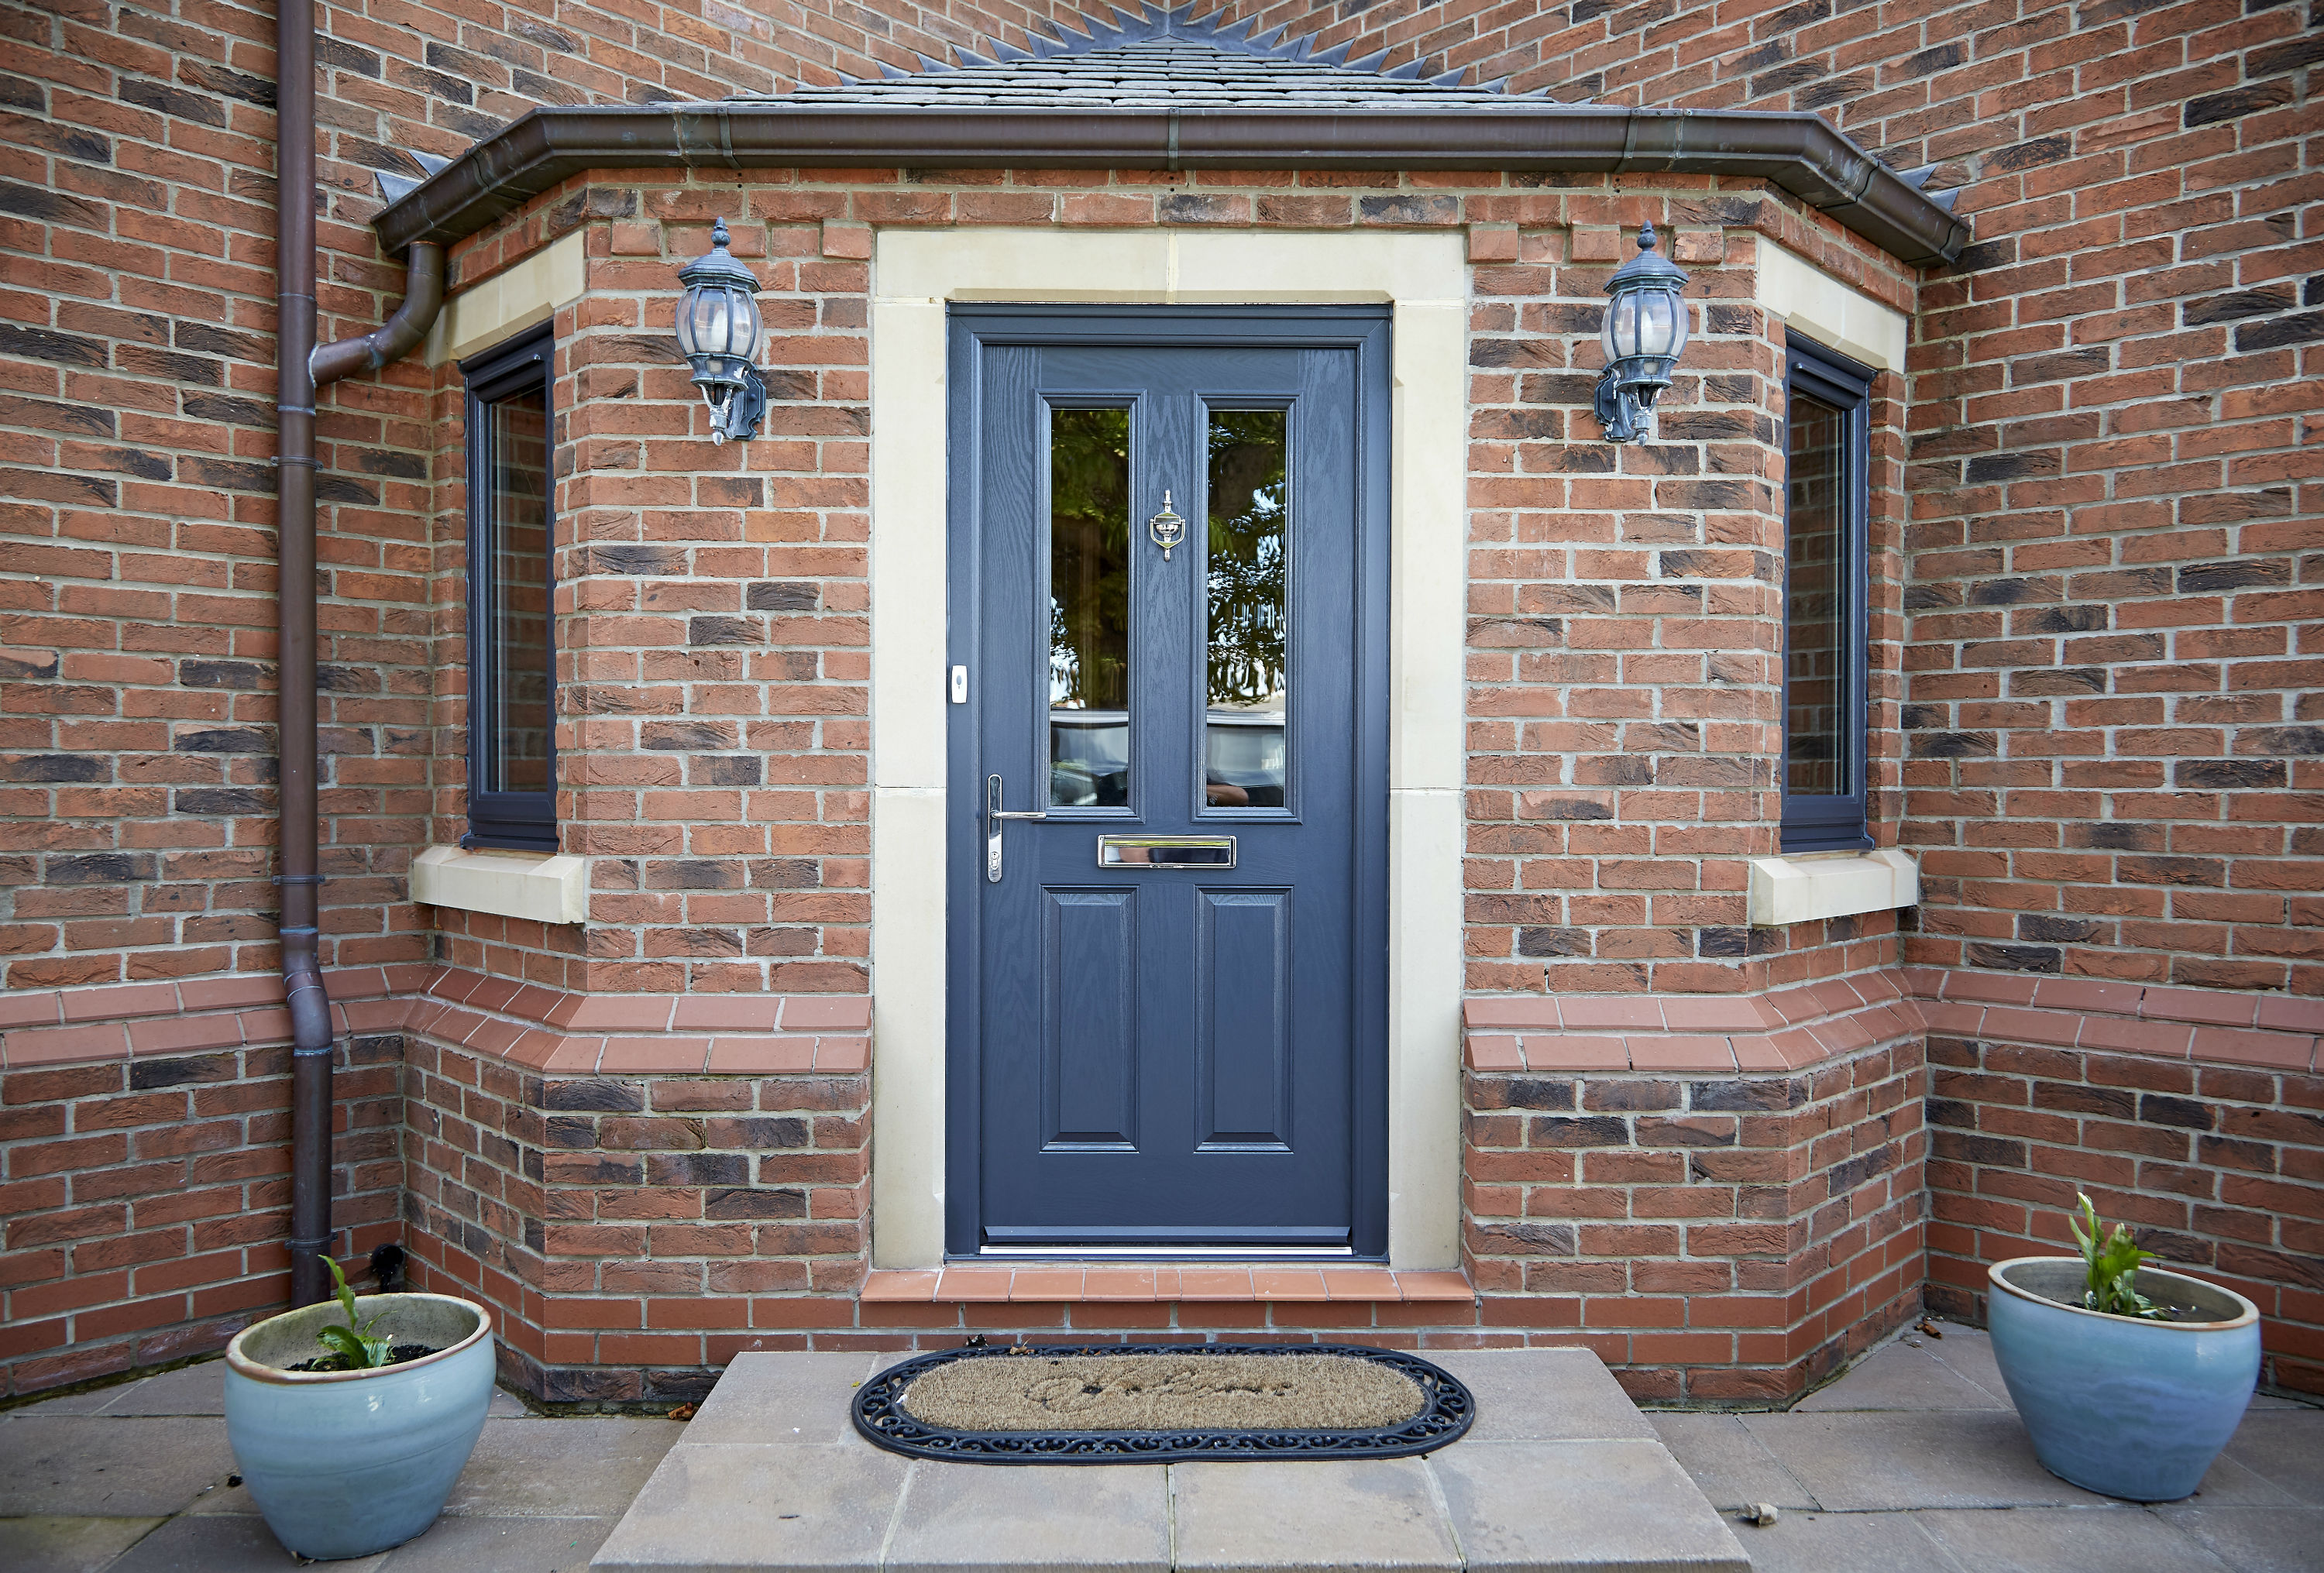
[861,1265,1475,1304]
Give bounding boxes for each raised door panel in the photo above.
[1195,888,1292,1149]
[1043,888,1139,1149]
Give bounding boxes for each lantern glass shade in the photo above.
[676,283,758,386]
[1600,285,1687,368]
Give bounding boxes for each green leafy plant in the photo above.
[2069,1192,2168,1321]
[314,1254,396,1370]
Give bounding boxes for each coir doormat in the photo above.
[851,1344,1475,1464]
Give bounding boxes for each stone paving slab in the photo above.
[1740,1410,2123,1511]
[2157,1506,2324,1573]
[1173,1459,1459,1571]
[1790,1343,2004,1413]
[887,1463,1169,1573]
[0,1514,162,1573]
[1710,1509,1962,1573]
[590,1349,1748,1571]
[2221,1413,2324,1505]
[1429,1348,1656,1443]
[374,1513,619,1572]
[0,1417,239,1518]
[90,1365,225,1419]
[679,1352,880,1448]
[442,1417,689,1518]
[98,1513,388,1571]
[595,1441,913,1569]
[1431,1439,1749,1571]
[1904,1324,2009,1404]
[1917,1505,2236,1573]
[1646,1413,1818,1513]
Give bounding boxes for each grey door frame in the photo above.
[942,304,1392,1260]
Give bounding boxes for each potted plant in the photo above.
[223,1255,497,1560]
[1987,1193,2260,1502]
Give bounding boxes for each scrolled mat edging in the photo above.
[850,1343,1476,1465]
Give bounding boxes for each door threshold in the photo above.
[861,1264,1474,1305]
[971,1245,1362,1261]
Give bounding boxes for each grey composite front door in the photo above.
[944,307,1391,1258]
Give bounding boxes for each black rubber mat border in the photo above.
[850,1342,1477,1465]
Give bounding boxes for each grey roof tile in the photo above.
[725,5,1548,111]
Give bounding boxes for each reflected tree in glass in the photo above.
[1205,410,1287,808]
[1048,407,1131,806]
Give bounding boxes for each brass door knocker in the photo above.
[1147,490,1184,561]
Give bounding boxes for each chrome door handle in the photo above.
[985,773,1047,883]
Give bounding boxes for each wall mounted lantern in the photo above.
[1593,221,1691,445]
[674,218,767,445]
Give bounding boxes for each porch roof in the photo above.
[731,5,1533,110]
[370,101,1968,266]
[365,5,1970,267]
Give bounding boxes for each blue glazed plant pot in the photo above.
[1987,1256,2259,1503]
[224,1292,495,1561]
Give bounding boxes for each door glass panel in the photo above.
[1784,390,1847,797]
[488,387,552,794]
[1205,410,1287,809]
[1048,407,1132,807]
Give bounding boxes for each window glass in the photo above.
[486,387,552,795]
[460,328,556,850]
[1784,390,1848,798]
[1205,410,1287,809]
[1047,407,1131,807]
[1780,337,1872,853]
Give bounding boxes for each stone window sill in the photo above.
[861,1266,1474,1304]
[411,845,586,926]
[1748,848,1917,928]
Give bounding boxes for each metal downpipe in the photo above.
[277,0,445,1308]
[276,0,334,1313]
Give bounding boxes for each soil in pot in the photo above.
[284,1343,439,1372]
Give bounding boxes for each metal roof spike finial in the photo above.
[711,216,731,248]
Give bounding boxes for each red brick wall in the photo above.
[1919,973,2324,1396]
[403,1036,871,1403]
[0,0,1167,1000]
[418,209,878,994]
[0,1031,401,1398]
[1247,0,2324,995]
[1465,981,1930,1402]
[1465,210,1913,996]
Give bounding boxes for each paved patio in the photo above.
[1652,1319,2324,1573]
[0,1365,681,1571]
[0,1317,2317,1571]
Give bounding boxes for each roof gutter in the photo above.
[370,103,1967,267]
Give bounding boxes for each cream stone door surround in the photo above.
[868,229,1468,1269]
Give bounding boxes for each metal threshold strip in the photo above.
[972,1245,1361,1259]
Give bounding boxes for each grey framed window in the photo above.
[460,327,556,850]
[1780,335,1873,853]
